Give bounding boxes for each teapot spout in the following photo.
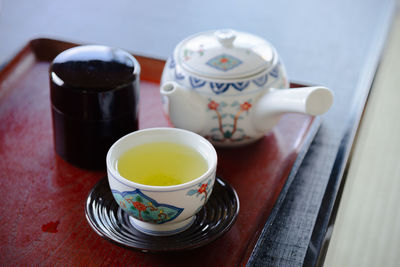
[160,82,206,133]
[253,86,333,132]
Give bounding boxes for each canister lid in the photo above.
[175,29,275,79]
[50,45,140,120]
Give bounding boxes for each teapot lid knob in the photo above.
[215,29,236,47]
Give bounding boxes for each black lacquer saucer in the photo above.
[85,177,240,252]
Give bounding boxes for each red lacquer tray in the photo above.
[0,38,319,266]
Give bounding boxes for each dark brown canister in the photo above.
[49,45,140,169]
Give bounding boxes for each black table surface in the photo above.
[0,0,397,266]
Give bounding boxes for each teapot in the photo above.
[160,29,333,147]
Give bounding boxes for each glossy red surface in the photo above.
[0,39,314,266]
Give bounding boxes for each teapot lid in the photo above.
[175,29,275,79]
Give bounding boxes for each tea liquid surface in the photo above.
[117,142,208,186]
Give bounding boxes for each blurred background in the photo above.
[0,0,391,86]
[1,0,399,266]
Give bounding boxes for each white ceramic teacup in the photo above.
[106,127,217,236]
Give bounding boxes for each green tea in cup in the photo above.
[107,127,217,235]
[117,141,208,186]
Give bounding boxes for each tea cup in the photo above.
[106,127,217,235]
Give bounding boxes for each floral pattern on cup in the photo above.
[112,189,184,224]
[186,179,213,203]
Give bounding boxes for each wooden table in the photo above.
[0,0,396,266]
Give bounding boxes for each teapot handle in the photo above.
[258,86,334,116]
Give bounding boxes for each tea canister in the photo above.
[50,45,140,169]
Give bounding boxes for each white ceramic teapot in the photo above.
[160,29,333,147]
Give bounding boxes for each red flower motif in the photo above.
[240,102,252,111]
[198,183,208,194]
[133,201,146,211]
[208,100,219,110]
[220,57,229,63]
